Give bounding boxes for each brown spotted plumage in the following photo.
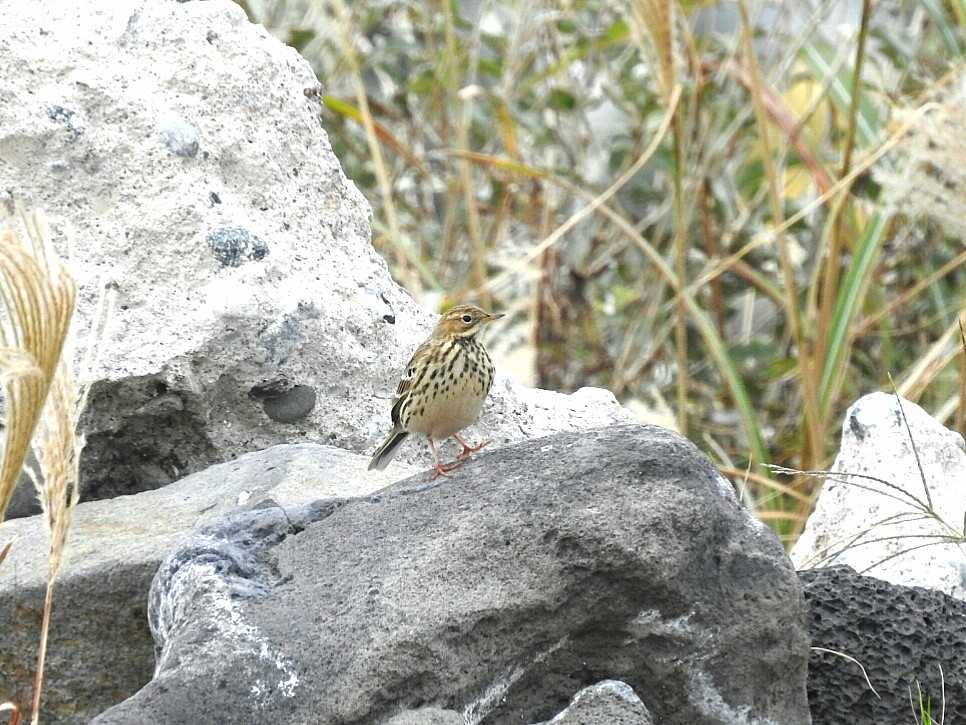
[368,304,503,478]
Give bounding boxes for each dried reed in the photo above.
[0,206,80,724]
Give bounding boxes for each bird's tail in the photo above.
[368,428,409,471]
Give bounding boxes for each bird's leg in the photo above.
[453,432,489,461]
[428,438,463,479]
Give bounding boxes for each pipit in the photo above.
[368,304,504,478]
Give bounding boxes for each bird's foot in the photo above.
[455,437,490,461]
[431,458,464,480]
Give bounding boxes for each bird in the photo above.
[368,303,504,479]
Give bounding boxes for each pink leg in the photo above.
[453,432,490,461]
[428,438,464,479]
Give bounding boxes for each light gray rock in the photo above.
[158,114,200,158]
[385,707,464,725]
[0,0,631,518]
[791,392,966,598]
[0,444,412,724]
[93,425,810,725]
[535,681,654,725]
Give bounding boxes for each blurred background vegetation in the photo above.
[238,0,965,543]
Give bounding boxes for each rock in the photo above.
[534,681,654,724]
[0,444,412,725]
[204,226,270,267]
[385,708,464,725]
[791,392,966,598]
[158,114,200,158]
[0,0,631,518]
[801,566,966,725]
[93,425,810,725]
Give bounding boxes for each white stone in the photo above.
[0,0,632,516]
[791,392,966,598]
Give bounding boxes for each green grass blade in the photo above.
[801,43,880,147]
[953,0,966,33]
[921,0,963,55]
[617,231,769,467]
[691,303,770,468]
[322,95,427,172]
[818,212,890,413]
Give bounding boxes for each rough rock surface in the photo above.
[535,681,654,725]
[385,708,464,725]
[93,425,810,725]
[791,392,966,598]
[802,566,966,725]
[0,0,631,517]
[0,445,411,724]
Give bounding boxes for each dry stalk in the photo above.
[629,0,689,435]
[0,207,80,725]
[0,214,75,521]
[326,0,414,291]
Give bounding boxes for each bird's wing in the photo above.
[395,339,432,396]
[390,339,433,427]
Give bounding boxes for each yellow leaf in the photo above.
[782,74,830,144]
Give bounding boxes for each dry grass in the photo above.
[878,69,966,242]
[249,0,966,541]
[629,0,689,436]
[0,206,82,724]
[0,211,76,522]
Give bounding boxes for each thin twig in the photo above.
[817,532,959,569]
[30,581,57,723]
[854,249,966,336]
[718,466,811,504]
[796,511,937,569]
[769,465,932,512]
[888,373,933,512]
[859,539,959,575]
[737,0,821,470]
[478,85,683,296]
[328,0,414,292]
[939,662,946,725]
[811,647,881,699]
[687,101,940,296]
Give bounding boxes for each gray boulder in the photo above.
[802,566,966,725]
[0,444,411,724]
[93,424,810,725]
[535,681,654,724]
[0,0,631,518]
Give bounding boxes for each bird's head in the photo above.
[433,304,504,339]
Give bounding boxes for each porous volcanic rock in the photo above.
[802,566,966,725]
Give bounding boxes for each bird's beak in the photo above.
[487,312,506,321]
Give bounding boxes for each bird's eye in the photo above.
[461,314,473,324]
